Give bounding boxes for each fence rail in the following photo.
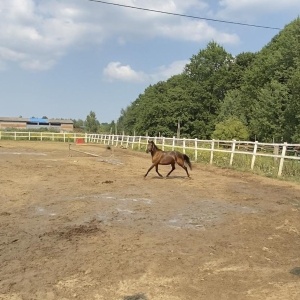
[1,131,300,177]
[87,134,300,177]
[0,131,86,143]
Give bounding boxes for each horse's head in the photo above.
[146,141,154,153]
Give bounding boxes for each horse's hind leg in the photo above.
[166,162,175,177]
[183,166,190,177]
[177,160,190,177]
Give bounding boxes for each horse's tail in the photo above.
[183,154,192,170]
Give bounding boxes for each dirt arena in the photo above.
[1,140,300,300]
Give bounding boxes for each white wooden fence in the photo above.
[88,134,300,177]
[1,131,299,177]
[0,131,86,143]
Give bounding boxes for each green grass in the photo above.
[188,149,300,182]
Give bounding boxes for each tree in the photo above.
[249,80,290,142]
[183,42,235,138]
[286,66,300,141]
[116,18,300,142]
[217,90,247,124]
[212,117,249,141]
[72,119,85,132]
[85,111,100,133]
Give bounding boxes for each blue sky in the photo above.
[0,0,299,123]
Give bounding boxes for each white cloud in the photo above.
[103,62,147,82]
[217,0,300,21]
[103,60,188,83]
[21,58,56,71]
[151,60,189,82]
[0,0,240,71]
[0,47,27,62]
[157,20,239,43]
[0,0,104,71]
[2,0,297,73]
[219,0,300,11]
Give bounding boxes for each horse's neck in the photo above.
[151,145,161,156]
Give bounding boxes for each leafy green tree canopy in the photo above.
[212,117,250,141]
[116,18,300,142]
[85,111,100,133]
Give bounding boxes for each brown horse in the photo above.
[144,140,192,178]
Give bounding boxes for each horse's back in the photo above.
[153,150,176,165]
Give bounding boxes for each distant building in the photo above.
[0,117,73,132]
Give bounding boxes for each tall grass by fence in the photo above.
[1,131,300,179]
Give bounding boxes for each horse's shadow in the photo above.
[290,267,300,276]
[123,293,148,300]
[149,175,190,180]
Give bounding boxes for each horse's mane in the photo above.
[150,141,160,151]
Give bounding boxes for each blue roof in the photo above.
[29,118,49,123]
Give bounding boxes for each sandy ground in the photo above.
[1,140,300,300]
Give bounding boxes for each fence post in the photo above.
[251,141,258,170]
[131,135,135,149]
[230,140,236,166]
[121,134,124,146]
[210,139,215,164]
[273,145,279,162]
[138,136,142,150]
[14,132,17,141]
[278,142,287,176]
[172,136,175,151]
[194,138,198,162]
[162,137,165,151]
[126,135,129,148]
[183,138,186,154]
[29,132,31,141]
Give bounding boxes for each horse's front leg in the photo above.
[155,165,163,177]
[144,164,157,177]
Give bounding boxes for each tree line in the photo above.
[73,111,116,134]
[115,18,300,143]
[75,18,299,143]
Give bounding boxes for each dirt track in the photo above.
[1,141,300,300]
